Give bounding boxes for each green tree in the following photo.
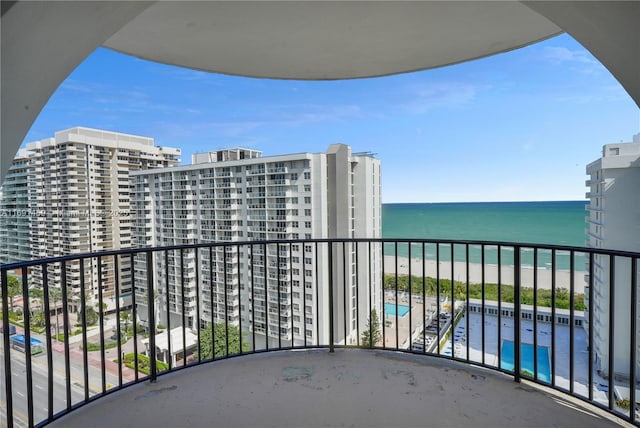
[120,310,131,328]
[30,310,46,329]
[47,287,61,307]
[77,306,99,326]
[360,309,382,348]
[6,276,21,311]
[29,286,44,316]
[199,323,249,359]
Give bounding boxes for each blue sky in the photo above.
[24,34,639,203]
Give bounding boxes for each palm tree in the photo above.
[47,287,62,339]
[6,276,21,312]
[29,285,44,315]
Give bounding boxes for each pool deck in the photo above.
[383,292,453,349]
[381,295,623,413]
[441,312,613,406]
[383,292,429,349]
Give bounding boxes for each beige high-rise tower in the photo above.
[0,127,180,310]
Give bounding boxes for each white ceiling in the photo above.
[104,1,562,80]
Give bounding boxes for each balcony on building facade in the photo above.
[1,238,639,427]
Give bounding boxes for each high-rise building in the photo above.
[0,127,180,309]
[585,133,640,378]
[131,144,382,347]
[0,149,33,264]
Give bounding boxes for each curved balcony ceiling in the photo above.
[2,1,638,181]
[103,1,562,79]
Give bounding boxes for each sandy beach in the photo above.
[383,256,586,294]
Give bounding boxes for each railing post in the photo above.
[60,261,71,410]
[1,268,14,428]
[21,267,33,426]
[328,242,334,352]
[631,257,637,424]
[588,252,594,401]
[513,246,521,382]
[608,255,615,410]
[146,250,157,382]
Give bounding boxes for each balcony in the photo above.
[24,348,617,427]
[2,239,640,427]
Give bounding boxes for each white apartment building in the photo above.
[131,144,382,348]
[0,127,180,310]
[585,133,640,378]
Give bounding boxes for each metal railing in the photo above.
[1,238,640,427]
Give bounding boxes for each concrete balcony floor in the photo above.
[50,349,625,428]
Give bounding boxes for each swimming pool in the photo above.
[500,340,551,383]
[384,303,411,317]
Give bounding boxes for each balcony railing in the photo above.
[2,239,640,427]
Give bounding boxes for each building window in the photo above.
[304,172,311,179]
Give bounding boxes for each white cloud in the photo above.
[541,46,603,75]
[149,66,212,82]
[181,104,364,138]
[264,103,363,125]
[553,84,631,104]
[543,46,596,65]
[401,82,488,113]
[59,80,99,94]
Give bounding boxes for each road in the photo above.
[0,348,80,426]
[1,340,120,427]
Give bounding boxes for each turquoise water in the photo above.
[384,303,411,317]
[381,201,588,270]
[500,340,551,382]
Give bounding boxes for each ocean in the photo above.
[381,201,588,270]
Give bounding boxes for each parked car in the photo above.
[411,342,424,351]
[0,323,17,335]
